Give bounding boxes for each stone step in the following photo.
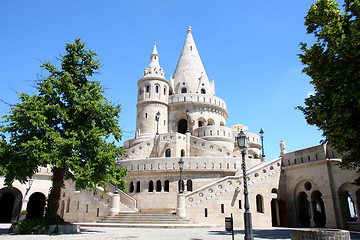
[98,212,193,225]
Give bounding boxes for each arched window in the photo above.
[66,198,70,213]
[181,88,187,93]
[208,119,214,125]
[181,149,185,157]
[165,149,171,157]
[187,179,193,192]
[146,86,150,93]
[148,181,154,192]
[155,85,159,93]
[312,190,326,227]
[256,194,264,213]
[347,192,357,220]
[220,121,225,126]
[139,88,141,95]
[164,180,169,192]
[156,180,161,192]
[201,88,206,94]
[130,182,134,193]
[177,119,187,134]
[271,188,278,194]
[136,181,140,193]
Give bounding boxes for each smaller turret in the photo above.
[135,43,169,140]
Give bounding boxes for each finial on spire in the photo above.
[151,42,158,56]
[188,26,192,33]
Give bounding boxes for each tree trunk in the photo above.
[45,166,67,219]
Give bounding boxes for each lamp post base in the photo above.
[176,193,186,218]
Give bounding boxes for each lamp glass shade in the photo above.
[178,157,184,170]
[156,111,160,117]
[29,179,33,186]
[237,131,248,149]
[259,128,264,137]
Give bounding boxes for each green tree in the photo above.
[298,0,360,182]
[0,39,127,218]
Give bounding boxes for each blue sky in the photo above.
[0,0,326,161]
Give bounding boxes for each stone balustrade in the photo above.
[185,158,282,207]
[120,156,240,173]
[169,94,227,113]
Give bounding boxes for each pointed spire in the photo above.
[143,42,165,78]
[173,27,214,95]
[151,42,159,56]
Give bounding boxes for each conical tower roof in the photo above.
[172,27,213,95]
[143,42,165,78]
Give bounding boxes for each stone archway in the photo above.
[278,198,288,226]
[312,190,326,227]
[177,119,187,134]
[0,187,22,223]
[26,192,46,219]
[298,191,311,227]
[271,199,279,227]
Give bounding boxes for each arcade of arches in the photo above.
[0,188,46,223]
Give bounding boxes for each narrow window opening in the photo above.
[156,180,161,192]
[148,181,154,192]
[164,180,169,192]
[205,208,208,217]
[181,88,187,93]
[86,204,89,213]
[96,208,100,217]
[136,181,141,192]
[146,86,150,93]
[239,200,242,209]
[201,89,206,94]
[187,179,193,192]
[221,204,224,213]
[308,156,311,161]
[155,86,159,93]
[165,149,171,157]
[145,113,148,118]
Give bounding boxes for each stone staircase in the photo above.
[98,212,193,224]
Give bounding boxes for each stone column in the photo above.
[176,193,186,218]
[185,132,190,157]
[110,192,120,216]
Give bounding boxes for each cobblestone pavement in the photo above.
[1,224,360,240]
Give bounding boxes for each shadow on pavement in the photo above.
[209,229,291,239]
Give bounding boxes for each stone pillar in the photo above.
[110,192,120,216]
[185,132,190,157]
[176,193,186,218]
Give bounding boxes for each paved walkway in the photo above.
[1,224,360,240]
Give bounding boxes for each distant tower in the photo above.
[135,43,169,140]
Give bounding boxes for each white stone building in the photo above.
[0,27,359,231]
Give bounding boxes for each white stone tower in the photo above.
[168,27,231,150]
[135,43,169,141]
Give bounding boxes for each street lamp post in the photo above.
[185,108,190,133]
[237,130,254,240]
[178,157,184,193]
[259,128,265,157]
[155,111,161,135]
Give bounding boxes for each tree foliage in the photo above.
[298,0,360,182]
[0,39,127,218]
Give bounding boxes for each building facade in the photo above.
[0,27,359,231]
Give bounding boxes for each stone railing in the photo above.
[193,126,233,141]
[169,94,227,113]
[190,135,238,158]
[119,156,240,173]
[185,158,282,207]
[107,183,138,212]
